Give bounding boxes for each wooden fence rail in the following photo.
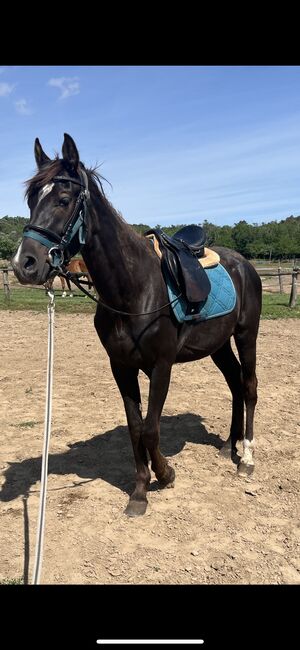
[2,264,299,308]
[256,267,299,307]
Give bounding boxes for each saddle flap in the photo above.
[172,247,211,302]
[145,227,211,303]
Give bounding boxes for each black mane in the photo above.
[25,158,108,202]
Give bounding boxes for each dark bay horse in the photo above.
[12,134,262,517]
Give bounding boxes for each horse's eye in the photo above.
[59,197,70,207]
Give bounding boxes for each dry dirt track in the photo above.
[0,310,299,584]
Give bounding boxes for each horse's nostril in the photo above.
[24,256,37,270]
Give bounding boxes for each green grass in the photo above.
[252,259,299,269]
[14,420,40,429]
[0,288,96,313]
[260,292,300,319]
[0,288,299,318]
[0,577,23,585]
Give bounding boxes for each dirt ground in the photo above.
[0,310,299,584]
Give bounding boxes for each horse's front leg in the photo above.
[143,360,175,488]
[110,363,151,517]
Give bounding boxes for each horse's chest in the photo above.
[98,318,165,367]
[98,321,144,365]
[106,333,143,366]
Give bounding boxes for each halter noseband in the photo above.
[23,169,90,269]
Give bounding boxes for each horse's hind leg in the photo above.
[110,363,151,517]
[234,328,258,476]
[67,277,73,297]
[61,277,67,298]
[211,340,244,459]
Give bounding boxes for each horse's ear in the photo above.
[34,138,51,168]
[62,133,79,172]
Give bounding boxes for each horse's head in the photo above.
[12,133,89,285]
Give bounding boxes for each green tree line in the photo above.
[1,214,300,261]
[128,216,300,260]
[0,216,29,260]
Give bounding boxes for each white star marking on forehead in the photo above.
[37,182,54,206]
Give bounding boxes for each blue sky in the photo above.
[1,65,300,226]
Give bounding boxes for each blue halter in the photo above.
[23,169,90,268]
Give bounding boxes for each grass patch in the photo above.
[252,259,299,270]
[0,577,23,585]
[15,420,39,429]
[0,287,96,313]
[261,292,300,319]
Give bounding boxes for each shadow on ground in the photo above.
[0,413,224,503]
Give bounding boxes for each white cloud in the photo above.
[14,98,33,115]
[0,82,15,97]
[48,77,80,100]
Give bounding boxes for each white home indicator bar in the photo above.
[97,641,204,645]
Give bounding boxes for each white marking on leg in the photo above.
[241,439,255,465]
[62,291,66,298]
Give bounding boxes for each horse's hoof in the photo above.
[124,499,147,517]
[158,465,175,488]
[237,461,254,477]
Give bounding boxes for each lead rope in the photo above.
[31,290,55,584]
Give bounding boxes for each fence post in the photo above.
[278,266,283,293]
[2,269,10,300]
[289,269,298,308]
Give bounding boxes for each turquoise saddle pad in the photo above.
[166,263,237,323]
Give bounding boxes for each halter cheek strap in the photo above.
[23,169,90,268]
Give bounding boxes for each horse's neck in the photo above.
[82,201,152,306]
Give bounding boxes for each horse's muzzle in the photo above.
[11,239,51,285]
